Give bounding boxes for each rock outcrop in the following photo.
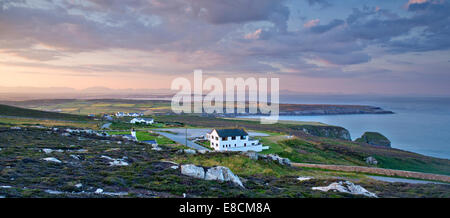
[205,166,244,188]
[180,164,205,179]
[243,151,259,160]
[312,181,377,198]
[180,164,244,188]
[267,154,292,166]
[42,157,62,163]
[355,132,391,147]
[177,149,197,155]
[244,152,292,167]
[101,155,129,166]
[365,156,378,165]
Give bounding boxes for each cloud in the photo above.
[303,19,320,28]
[306,0,332,8]
[0,0,449,82]
[406,0,429,8]
[310,19,344,33]
[244,29,263,40]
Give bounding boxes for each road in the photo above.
[292,162,450,183]
[368,175,447,184]
[153,130,208,151]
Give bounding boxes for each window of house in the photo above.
[231,136,236,140]
[234,144,236,147]
[241,136,246,140]
[222,137,227,141]
[244,143,246,147]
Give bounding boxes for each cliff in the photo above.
[294,125,351,140]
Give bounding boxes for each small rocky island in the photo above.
[355,132,391,147]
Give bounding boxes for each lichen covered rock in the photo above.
[181,164,244,188]
[205,166,244,188]
[365,156,378,165]
[312,181,377,198]
[180,164,205,179]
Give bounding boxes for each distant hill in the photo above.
[0,104,91,121]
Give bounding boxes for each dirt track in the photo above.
[292,163,450,183]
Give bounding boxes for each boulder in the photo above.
[243,151,258,160]
[42,157,62,163]
[365,156,378,165]
[267,154,292,166]
[280,158,291,166]
[181,164,244,188]
[205,166,244,188]
[312,181,377,198]
[198,150,209,154]
[184,149,197,155]
[180,164,205,179]
[297,176,312,182]
[204,166,225,181]
[355,132,391,147]
[151,144,162,151]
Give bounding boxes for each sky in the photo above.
[0,0,450,95]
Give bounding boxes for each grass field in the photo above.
[5,99,173,116]
[0,104,91,121]
[0,117,99,129]
[108,131,176,145]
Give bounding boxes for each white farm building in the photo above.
[207,128,268,152]
[130,118,154,125]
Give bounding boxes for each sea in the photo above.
[251,94,450,159]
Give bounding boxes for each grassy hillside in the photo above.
[259,137,450,175]
[0,104,91,121]
[2,127,448,198]
[155,115,351,140]
[0,99,172,115]
[154,115,450,175]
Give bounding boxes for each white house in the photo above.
[208,128,268,152]
[130,118,154,125]
[115,112,126,117]
[116,112,144,117]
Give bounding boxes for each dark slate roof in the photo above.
[213,128,248,137]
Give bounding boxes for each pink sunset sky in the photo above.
[1,0,450,95]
